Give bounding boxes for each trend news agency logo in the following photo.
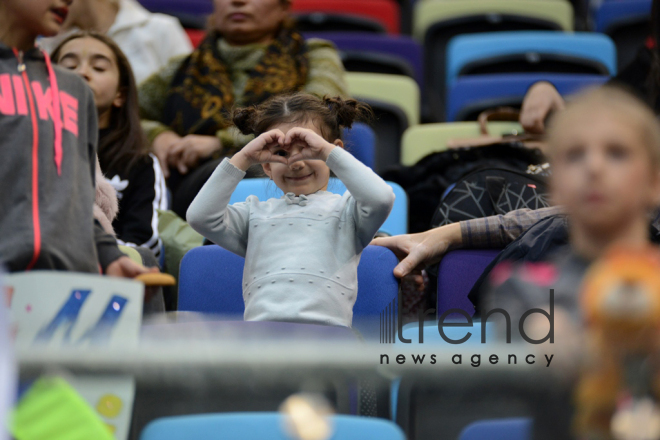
[379,289,556,368]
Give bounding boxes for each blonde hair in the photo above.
[546,86,660,172]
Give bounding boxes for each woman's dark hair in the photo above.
[232,93,373,142]
[51,31,148,172]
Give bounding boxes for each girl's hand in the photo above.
[152,131,182,178]
[519,81,565,134]
[284,128,336,163]
[230,129,288,171]
[167,135,221,175]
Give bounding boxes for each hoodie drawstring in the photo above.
[43,50,63,176]
[12,47,64,176]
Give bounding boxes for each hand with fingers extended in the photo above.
[370,223,463,290]
[283,127,337,162]
[167,135,222,175]
[229,129,289,171]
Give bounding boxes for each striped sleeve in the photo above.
[113,154,168,259]
[459,206,565,248]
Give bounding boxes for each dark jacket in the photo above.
[468,211,660,313]
[611,46,660,113]
[0,43,121,272]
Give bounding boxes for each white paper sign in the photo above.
[7,271,143,440]
[7,271,143,349]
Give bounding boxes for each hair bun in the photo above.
[323,96,373,129]
[232,107,259,135]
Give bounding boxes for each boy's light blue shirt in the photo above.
[187,148,395,327]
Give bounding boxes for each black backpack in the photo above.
[431,166,550,227]
[381,142,548,233]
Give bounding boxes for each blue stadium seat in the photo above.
[229,178,408,236]
[437,250,501,318]
[446,73,609,121]
[178,245,245,316]
[595,0,651,33]
[459,418,532,440]
[140,413,406,440]
[446,32,617,90]
[179,245,399,320]
[343,123,376,169]
[594,0,652,71]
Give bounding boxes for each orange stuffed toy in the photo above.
[574,246,660,440]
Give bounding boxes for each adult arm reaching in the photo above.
[371,222,463,280]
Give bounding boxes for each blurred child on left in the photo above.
[0,0,154,277]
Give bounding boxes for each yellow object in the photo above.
[134,272,176,286]
[400,121,523,165]
[345,72,420,127]
[413,0,574,41]
[96,394,123,418]
[105,423,117,434]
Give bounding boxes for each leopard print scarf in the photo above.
[162,27,309,136]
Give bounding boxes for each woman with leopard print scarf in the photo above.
[138,0,348,218]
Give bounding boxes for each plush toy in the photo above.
[574,247,660,440]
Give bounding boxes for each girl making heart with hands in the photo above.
[187,93,394,327]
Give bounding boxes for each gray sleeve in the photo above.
[186,159,251,257]
[460,206,566,248]
[326,148,395,247]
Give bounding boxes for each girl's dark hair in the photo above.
[51,31,147,172]
[232,93,373,142]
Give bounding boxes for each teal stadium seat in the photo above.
[140,413,405,440]
[446,31,617,91]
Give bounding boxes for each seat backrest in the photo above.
[346,72,420,127]
[228,178,407,236]
[595,0,651,33]
[341,51,416,80]
[140,413,406,440]
[446,73,609,122]
[137,0,213,15]
[594,0,651,71]
[459,418,532,440]
[343,123,375,170]
[412,0,573,121]
[446,32,616,89]
[436,249,501,318]
[413,0,572,40]
[347,72,420,170]
[400,121,522,166]
[304,32,423,88]
[179,245,399,318]
[178,245,245,315]
[294,12,386,34]
[291,0,400,34]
